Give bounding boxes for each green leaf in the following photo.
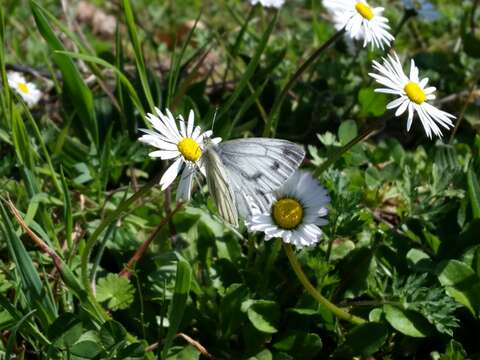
[96,273,135,311]
[245,300,280,334]
[440,340,468,360]
[273,331,322,359]
[71,331,103,359]
[437,260,480,315]
[365,166,382,188]
[48,313,83,348]
[358,87,387,117]
[99,320,127,350]
[248,349,272,360]
[338,120,358,145]
[220,284,249,337]
[467,169,480,219]
[166,346,200,360]
[384,304,432,338]
[342,322,389,357]
[161,259,193,359]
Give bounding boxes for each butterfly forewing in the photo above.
[203,146,239,226]
[216,138,305,216]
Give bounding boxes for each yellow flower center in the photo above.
[272,198,304,230]
[355,2,375,20]
[404,81,426,104]
[18,82,29,94]
[177,137,202,162]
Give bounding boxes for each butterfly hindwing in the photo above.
[215,138,305,216]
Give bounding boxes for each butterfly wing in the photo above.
[216,138,305,217]
[203,146,239,227]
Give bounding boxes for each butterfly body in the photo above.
[203,138,305,226]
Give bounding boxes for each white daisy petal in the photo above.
[323,0,394,49]
[245,171,330,249]
[159,158,183,190]
[369,51,456,139]
[139,107,222,199]
[7,71,42,107]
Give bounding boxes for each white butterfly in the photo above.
[200,138,305,227]
[138,108,305,226]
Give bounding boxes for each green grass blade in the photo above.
[30,0,98,147]
[0,202,57,327]
[217,11,277,123]
[55,50,147,123]
[166,10,202,108]
[60,168,73,253]
[122,0,156,112]
[161,259,192,359]
[0,295,50,346]
[5,309,37,359]
[467,168,480,219]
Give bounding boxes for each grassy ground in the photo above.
[0,0,480,359]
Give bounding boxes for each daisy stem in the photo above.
[264,28,346,137]
[283,243,366,325]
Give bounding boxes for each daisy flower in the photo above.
[7,71,42,107]
[369,52,455,138]
[249,0,285,8]
[323,0,394,49]
[246,171,330,249]
[139,108,221,201]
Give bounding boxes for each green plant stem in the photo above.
[283,243,366,325]
[313,122,383,177]
[449,80,478,144]
[264,28,345,137]
[80,173,162,300]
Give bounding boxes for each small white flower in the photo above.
[139,108,221,201]
[323,0,394,49]
[369,52,455,139]
[249,0,285,8]
[246,171,330,249]
[7,71,42,107]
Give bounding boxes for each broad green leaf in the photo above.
[96,273,135,311]
[71,332,103,359]
[47,313,83,348]
[273,331,322,359]
[246,300,280,334]
[166,346,200,360]
[365,167,382,188]
[338,120,358,145]
[437,260,480,315]
[342,322,389,357]
[358,87,387,117]
[220,284,249,337]
[99,320,127,350]
[384,304,432,338]
[248,349,272,360]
